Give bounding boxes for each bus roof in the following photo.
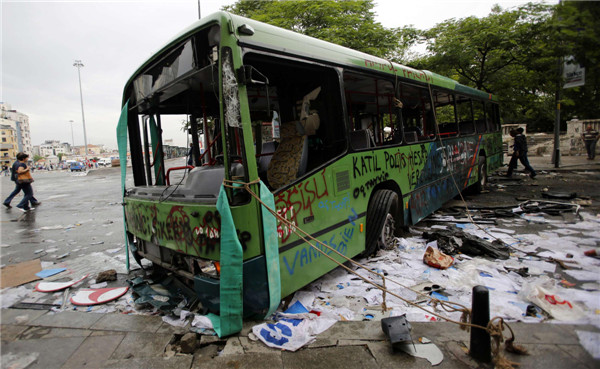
[124,11,496,103]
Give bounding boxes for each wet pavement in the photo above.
[1,155,600,368]
[1,167,125,266]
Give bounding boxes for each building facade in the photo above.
[0,103,32,155]
[0,124,18,166]
[38,140,72,157]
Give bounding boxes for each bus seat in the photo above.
[350,129,374,149]
[257,141,277,176]
[267,120,309,189]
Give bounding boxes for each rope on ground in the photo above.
[223,179,527,364]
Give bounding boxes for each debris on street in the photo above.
[34,275,88,292]
[96,269,117,283]
[70,286,129,306]
[0,259,41,288]
[35,267,66,278]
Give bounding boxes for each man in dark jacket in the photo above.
[3,153,41,208]
[506,128,536,178]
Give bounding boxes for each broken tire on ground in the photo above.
[364,189,400,256]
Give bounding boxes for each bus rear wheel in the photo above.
[364,190,399,256]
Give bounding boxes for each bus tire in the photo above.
[472,155,487,194]
[364,190,399,256]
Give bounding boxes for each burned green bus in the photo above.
[118,12,502,321]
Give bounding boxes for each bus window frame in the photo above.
[433,89,459,139]
[456,94,476,137]
[240,48,349,190]
[343,69,437,149]
[473,99,487,134]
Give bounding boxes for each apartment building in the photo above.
[0,103,32,155]
[0,124,18,166]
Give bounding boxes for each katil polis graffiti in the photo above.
[125,201,251,256]
[350,137,481,222]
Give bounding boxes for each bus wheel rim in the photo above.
[380,213,396,249]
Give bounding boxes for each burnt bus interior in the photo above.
[243,53,346,190]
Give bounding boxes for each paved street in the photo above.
[1,155,600,368]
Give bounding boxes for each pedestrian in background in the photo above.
[3,152,41,210]
[582,125,599,160]
[507,127,536,179]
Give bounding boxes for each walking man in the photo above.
[582,125,599,160]
[3,153,41,209]
[506,128,536,179]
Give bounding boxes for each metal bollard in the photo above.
[469,285,491,362]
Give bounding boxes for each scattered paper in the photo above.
[576,330,600,359]
[398,340,444,365]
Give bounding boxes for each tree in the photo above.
[555,2,600,121]
[223,0,419,62]
[415,4,561,131]
[57,153,64,162]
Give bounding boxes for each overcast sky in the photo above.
[2,0,555,150]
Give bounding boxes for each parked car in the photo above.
[70,162,85,172]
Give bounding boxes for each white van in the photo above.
[98,158,112,167]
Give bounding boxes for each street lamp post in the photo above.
[69,120,75,151]
[73,60,88,160]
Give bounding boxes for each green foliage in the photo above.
[415,2,599,131]
[33,155,43,162]
[224,1,598,132]
[223,0,419,62]
[555,2,600,122]
[57,153,64,162]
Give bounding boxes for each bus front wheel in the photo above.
[364,190,399,256]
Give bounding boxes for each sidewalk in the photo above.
[1,308,599,368]
[518,154,600,172]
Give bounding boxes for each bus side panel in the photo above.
[274,161,366,298]
[484,131,504,172]
[407,136,480,223]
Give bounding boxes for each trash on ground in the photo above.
[0,259,42,288]
[541,191,577,200]
[518,276,586,321]
[89,282,108,289]
[34,275,88,292]
[381,314,412,346]
[35,268,67,278]
[398,339,444,366]
[128,275,197,312]
[70,286,129,306]
[576,330,600,359]
[423,246,454,269]
[252,301,337,351]
[96,269,117,283]
[422,229,510,259]
[162,309,193,328]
